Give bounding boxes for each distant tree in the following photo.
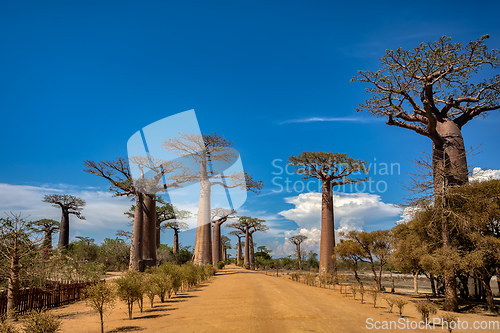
[116,271,144,320]
[229,230,244,266]
[228,216,268,270]
[335,239,365,285]
[0,213,43,320]
[288,152,368,274]
[30,218,59,260]
[289,235,307,270]
[211,208,237,266]
[42,194,85,250]
[220,235,231,262]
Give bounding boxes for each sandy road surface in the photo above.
[49,265,499,333]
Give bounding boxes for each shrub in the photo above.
[358,285,365,304]
[115,271,144,319]
[384,295,394,313]
[0,318,18,333]
[303,273,316,286]
[393,297,408,317]
[83,282,116,333]
[368,286,379,308]
[337,274,347,292]
[350,285,358,300]
[415,300,437,322]
[217,261,225,270]
[22,309,62,333]
[441,313,458,333]
[290,272,300,282]
[205,264,216,278]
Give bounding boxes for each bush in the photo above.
[350,285,358,300]
[384,295,394,313]
[83,282,116,333]
[290,272,300,282]
[393,297,408,317]
[368,286,379,308]
[441,313,458,333]
[303,273,316,286]
[217,261,225,270]
[115,271,144,319]
[0,318,18,333]
[22,309,62,333]
[358,285,365,304]
[415,300,437,322]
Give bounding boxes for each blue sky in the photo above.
[1,0,500,257]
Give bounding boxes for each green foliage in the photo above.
[288,152,368,182]
[146,266,173,302]
[115,271,144,319]
[217,261,225,270]
[22,309,62,333]
[415,300,437,322]
[98,238,129,271]
[83,282,116,333]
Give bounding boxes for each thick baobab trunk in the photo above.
[142,194,157,270]
[296,243,302,270]
[193,159,212,265]
[222,246,226,263]
[58,208,70,250]
[249,234,255,270]
[319,179,336,274]
[173,228,179,254]
[237,237,242,266]
[212,221,222,266]
[7,251,19,320]
[432,119,467,312]
[129,193,144,271]
[244,227,250,269]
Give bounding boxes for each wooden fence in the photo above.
[0,280,105,315]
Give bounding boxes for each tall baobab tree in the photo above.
[229,230,244,266]
[42,194,85,250]
[288,152,368,274]
[30,218,59,260]
[163,133,262,265]
[228,216,268,270]
[289,235,307,270]
[212,208,237,266]
[353,35,500,311]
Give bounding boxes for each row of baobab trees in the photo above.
[28,36,500,316]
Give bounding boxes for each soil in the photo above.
[31,265,500,332]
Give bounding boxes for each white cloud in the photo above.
[279,117,372,125]
[469,167,500,182]
[276,192,402,255]
[279,192,401,233]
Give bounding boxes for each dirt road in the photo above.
[50,265,498,332]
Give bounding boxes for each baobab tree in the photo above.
[163,133,262,265]
[229,230,244,266]
[42,194,85,250]
[212,208,237,266]
[84,158,182,270]
[228,216,268,270]
[220,235,231,262]
[30,218,59,260]
[288,152,368,274]
[289,235,307,270]
[353,35,500,310]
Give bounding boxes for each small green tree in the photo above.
[394,297,409,317]
[83,282,116,333]
[115,271,144,319]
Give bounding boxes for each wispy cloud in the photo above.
[279,117,373,125]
